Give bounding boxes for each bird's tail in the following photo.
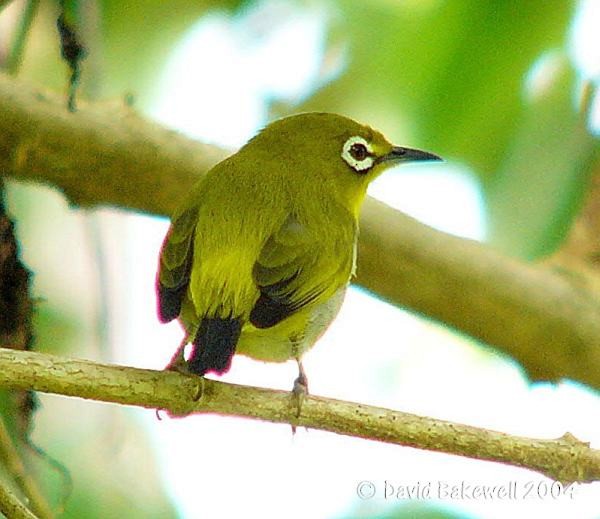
[188,317,243,375]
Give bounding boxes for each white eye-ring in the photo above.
[341,136,374,172]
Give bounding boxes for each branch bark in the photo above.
[1,73,600,391]
[0,74,226,216]
[358,198,600,390]
[0,348,599,485]
[0,477,37,519]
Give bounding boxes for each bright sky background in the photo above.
[107,1,600,517]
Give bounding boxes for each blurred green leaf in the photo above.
[487,53,599,258]
[19,0,245,104]
[300,0,574,176]
[98,0,245,105]
[31,303,79,355]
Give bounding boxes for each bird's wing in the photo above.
[156,205,198,323]
[250,214,354,329]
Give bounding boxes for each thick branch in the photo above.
[1,73,600,390]
[0,74,226,216]
[358,198,600,389]
[0,348,599,484]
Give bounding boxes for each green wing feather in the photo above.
[249,214,354,329]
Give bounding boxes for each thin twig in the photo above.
[0,348,598,485]
[0,417,54,519]
[0,478,37,519]
[579,80,595,121]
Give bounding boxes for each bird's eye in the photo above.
[349,143,368,161]
[341,136,374,172]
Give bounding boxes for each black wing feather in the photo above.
[156,207,198,323]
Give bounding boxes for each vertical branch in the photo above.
[0,418,54,519]
[4,0,39,75]
[0,1,46,513]
[56,0,87,112]
[0,203,53,518]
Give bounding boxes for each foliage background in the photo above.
[0,0,599,517]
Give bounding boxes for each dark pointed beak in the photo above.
[379,146,442,164]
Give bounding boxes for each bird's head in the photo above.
[244,112,442,215]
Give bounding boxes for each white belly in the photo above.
[236,287,347,362]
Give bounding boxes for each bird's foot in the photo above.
[164,339,204,400]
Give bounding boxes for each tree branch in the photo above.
[0,348,599,485]
[0,477,37,519]
[358,198,600,390]
[0,73,226,216]
[0,417,53,519]
[1,73,600,391]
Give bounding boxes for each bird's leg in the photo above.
[293,358,309,409]
[290,357,309,434]
[165,337,190,373]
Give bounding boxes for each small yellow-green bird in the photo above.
[156,113,440,389]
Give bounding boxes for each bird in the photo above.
[156,112,441,396]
